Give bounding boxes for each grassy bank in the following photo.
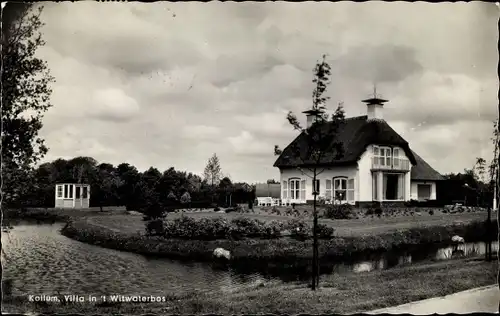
[2,207,128,225]
[60,217,498,263]
[3,258,497,314]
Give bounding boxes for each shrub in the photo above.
[161,216,291,240]
[324,204,355,219]
[214,206,220,212]
[145,219,165,236]
[286,219,311,240]
[229,217,266,238]
[317,223,334,239]
[429,209,434,215]
[365,208,374,216]
[262,220,285,239]
[163,216,228,240]
[180,192,191,204]
[374,208,383,216]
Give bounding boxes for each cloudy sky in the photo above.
[33,2,498,183]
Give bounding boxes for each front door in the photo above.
[384,174,399,200]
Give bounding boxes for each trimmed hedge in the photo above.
[145,216,334,241]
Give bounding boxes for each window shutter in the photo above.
[312,179,320,194]
[282,181,288,199]
[397,174,404,200]
[347,178,355,202]
[300,180,306,201]
[325,179,332,200]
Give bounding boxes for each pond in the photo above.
[2,223,497,297]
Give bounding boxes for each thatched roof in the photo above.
[274,115,443,181]
[410,150,445,181]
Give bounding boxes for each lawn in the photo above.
[3,257,497,315]
[88,208,496,238]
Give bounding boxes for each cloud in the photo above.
[227,131,273,157]
[182,125,221,140]
[89,88,140,122]
[385,71,496,126]
[34,2,497,183]
[335,44,423,83]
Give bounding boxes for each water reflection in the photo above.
[2,224,274,297]
[344,241,498,274]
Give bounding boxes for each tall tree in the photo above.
[139,167,164,220]
[2,3,55,207]
[203,153,222,187]
[274,54,346,290]
[93,163,122,211]
[116,163,141,209]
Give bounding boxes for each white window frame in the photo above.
[382,172,405,201]
[333,177,347,204]
[289,178,301,200]
[56,185,63,198]
[82,186,89,199]
[393,148,400,168]
[373,145,393,167]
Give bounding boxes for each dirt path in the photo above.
[87,210,496,237]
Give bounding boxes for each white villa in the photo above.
[55,183,91,208]
[273,96,444,206]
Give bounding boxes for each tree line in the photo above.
[13,154,255,215]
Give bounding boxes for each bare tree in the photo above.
[203,153,222,186]
[274,54,346,290]
[203,153,222,203]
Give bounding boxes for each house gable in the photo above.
[273,115,417,168]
